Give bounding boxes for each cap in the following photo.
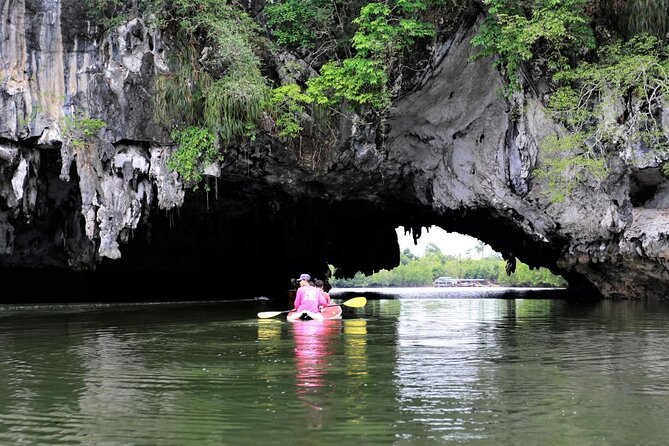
[298,273,311,281]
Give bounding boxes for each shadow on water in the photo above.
[0,298,269,327]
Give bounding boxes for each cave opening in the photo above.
[394,226,497,259]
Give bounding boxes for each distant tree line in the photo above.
[331,243,567,288]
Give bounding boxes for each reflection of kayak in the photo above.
[287,305,343,322]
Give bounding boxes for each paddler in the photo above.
[292,273,330,320]
[314,279,332,305]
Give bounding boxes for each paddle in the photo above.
[257,296,367,319]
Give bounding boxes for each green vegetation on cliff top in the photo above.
[85,0,669,199]
[470,0,669,203]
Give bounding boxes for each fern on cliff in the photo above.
[150,0,269,185]
[153,0,268,138]
[620,0,669,39]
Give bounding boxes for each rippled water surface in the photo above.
[2,290,669,445]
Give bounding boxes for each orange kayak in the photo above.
[287,305,342,321]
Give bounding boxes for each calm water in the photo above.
[1,289,669,445]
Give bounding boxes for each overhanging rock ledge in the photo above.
[0,2,667,301]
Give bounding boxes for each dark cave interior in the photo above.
[0,148,602,304]
[0,174,597,304]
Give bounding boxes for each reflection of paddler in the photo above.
[292,320,340,429]
[293,321,334,388]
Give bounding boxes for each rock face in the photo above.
[1,1,668,302]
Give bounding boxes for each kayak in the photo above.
[287,305,342,321]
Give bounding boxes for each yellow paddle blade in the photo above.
[257,311,284,319]
[342,296,367,308]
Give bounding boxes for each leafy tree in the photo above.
[264,84,314,139]
[424,242,443,256]
[306,0,435,111]
[84,0,128,30]
[470,0,595,95]
[400,248,416,265]
[265,0,335,49]
[475,241,486,259]
[332,249,566,287]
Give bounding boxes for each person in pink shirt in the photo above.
[291,273,330,320]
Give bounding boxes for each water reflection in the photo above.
[388,298,669,444]
[75,329,148,441]
[257,319,282,342]
[291,320,341,429]
[343,319,368,379]
[2,298,669,445]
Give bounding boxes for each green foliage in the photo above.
[470,0,595,95]
[621,0,669,39]
[533,134,608,203]
[331,250,566,287]
[307,58,390,109]
[152,0,269,182]
[352,1,434,56]
[496,261,566,286]
[400,248,417,264]
[168,126,220,189]
[306,0,435,111]
[62,114,107,149]
[265,0,334,49]
[545,86,591,127]
[84,0,128,29]
[203,75,266,143]
[536,34,669,202]
[154,1,269,142]
[424,242,443,256]
[265,84,314,138]
[154,51,214,128]
[552,34,669,96]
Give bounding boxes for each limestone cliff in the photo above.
[0,0,668,301]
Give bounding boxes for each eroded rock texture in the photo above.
[1,1,669,301]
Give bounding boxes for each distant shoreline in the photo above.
[330,286,570,300]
